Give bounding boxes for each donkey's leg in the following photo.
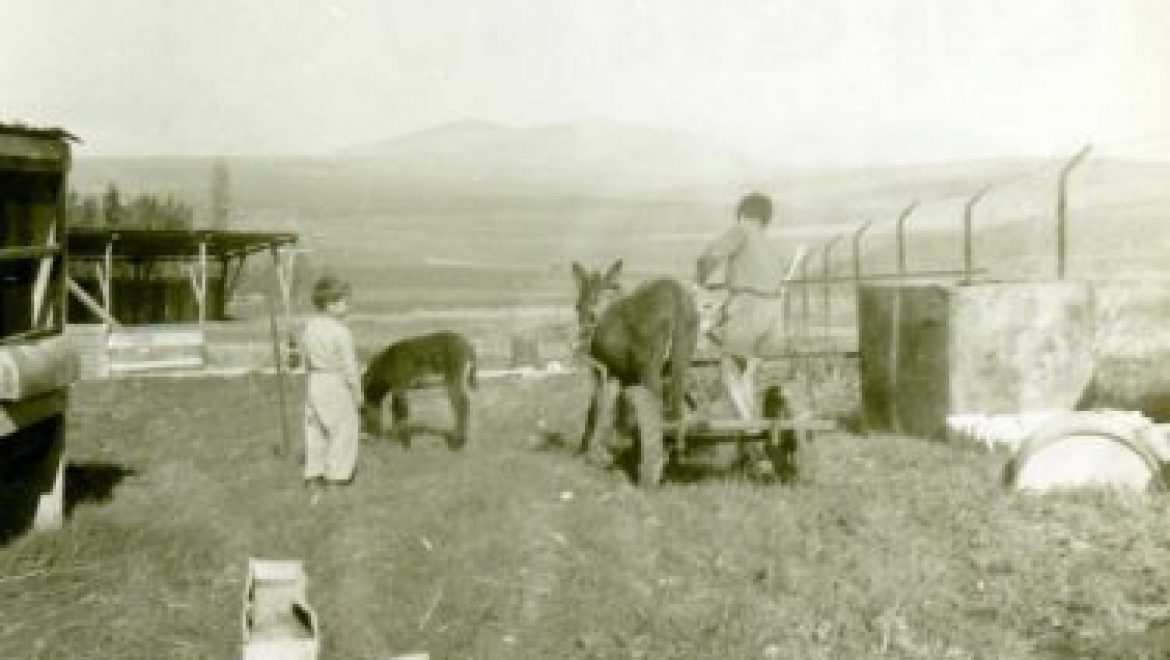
[580,371,601,455]
[446,368,473,450]
[390,390,411,449]
[737,356,771,474]
[586,378,620,466]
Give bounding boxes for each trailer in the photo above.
[0,124,79,534]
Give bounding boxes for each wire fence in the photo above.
[763,142,1170,359]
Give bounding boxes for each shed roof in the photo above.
[0,124,76,172]
[68,227,299,261]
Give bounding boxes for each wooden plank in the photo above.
[663,417,836,437]
[108,355,204,373]
[0,328,57,346]
[107,325,204,348]
[30,223,57,327]
[67,277,120,327]
[0,246,60,261]
[0,389,67,437]
[0,133,69,165]
[690,351,860,366]
[106,325,206,372]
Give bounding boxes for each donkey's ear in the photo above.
[604,259,623,285]
[571,262,587,284]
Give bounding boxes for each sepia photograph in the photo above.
[2,1,1170,658]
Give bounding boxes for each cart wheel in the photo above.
[762,386,800,484]
[624,385,665,487]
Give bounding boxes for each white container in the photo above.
[242,558,320,660]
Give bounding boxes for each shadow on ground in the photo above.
[0,460,137,546]
[65,462,138,514]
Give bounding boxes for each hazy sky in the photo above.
[5,0,1169,163]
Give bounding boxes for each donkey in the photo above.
[572,259,699,484]
[361,331,477,450]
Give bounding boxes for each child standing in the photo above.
[300,274,362,492]
[697,192,807,420]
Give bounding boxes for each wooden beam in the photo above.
[0,246,60,261]
[66,277,119,327]
[661,417,836,438]
[30,223,57,329]
[225,256,247,303]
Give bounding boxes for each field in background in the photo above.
[5,375,1170,659]
[16,149,1168,658]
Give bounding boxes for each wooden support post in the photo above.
[67,277,119,327]
[895,201,918,276]
[216,256,229,321]
[104,239,114,323]
[198,240,208,328]
[1056,145,1092,279]
[271,245,297,341]
[93,263,109,316]
[30,223,56,329]
[266,293,292,458]
[31,414,66,531]
[225,255,247,303]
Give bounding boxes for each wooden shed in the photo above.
[67,227,298,325]
[64,227,301,375]
[0,123,79,535]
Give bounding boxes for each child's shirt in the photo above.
[300,314,361,393]
[700,222,783,294]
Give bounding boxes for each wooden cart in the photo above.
[0,124,79,534]
[592,357,835,487]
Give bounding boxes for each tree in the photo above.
[102,183,122,228]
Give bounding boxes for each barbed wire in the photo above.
[778,140,1170,276]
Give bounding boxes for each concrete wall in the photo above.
[859,282,1095,439]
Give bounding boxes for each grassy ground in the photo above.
[3,372,1170,659]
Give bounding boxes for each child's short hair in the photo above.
[311,274,352,310]
[736,192,773,225]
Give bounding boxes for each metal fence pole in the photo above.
[821,235,841,343]
[851,221,873,285]
[1056,144,1092,279]
[895,201,918,276]
[850,221,872,352]
[963,187,990,283]
[799,257,810,341]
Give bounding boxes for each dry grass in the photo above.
[3,371,1170,659]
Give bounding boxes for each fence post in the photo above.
[1056,144,1092,279]
[895,201,918,276]
[821,235,841,343]
[799,256,810,341]
[851,221,873,286]
[963,187,990,283]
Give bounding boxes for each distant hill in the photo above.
[336,119,769,198]
[69,121,772,213]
